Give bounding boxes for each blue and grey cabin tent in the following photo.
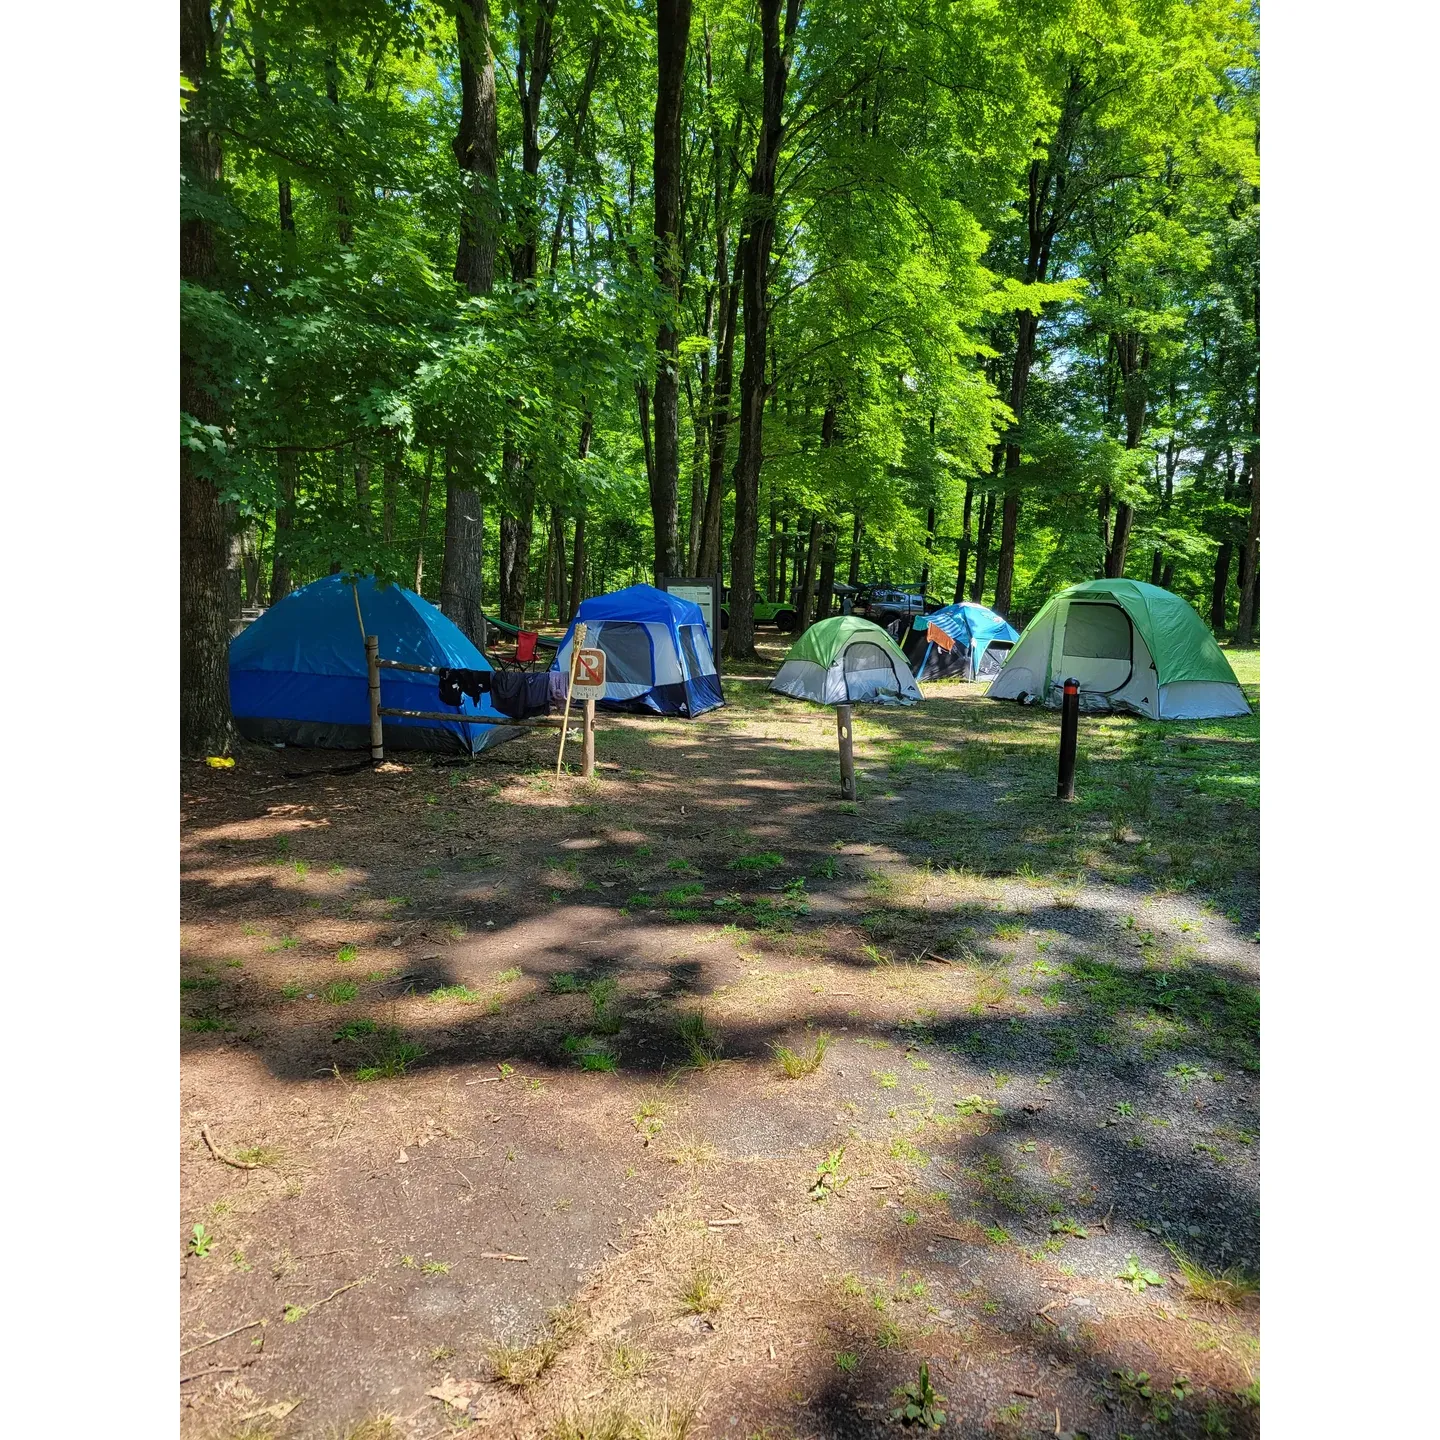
[551,584,724,717]
[900,601,1020,682]
[229,574,515,754]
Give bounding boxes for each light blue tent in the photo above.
[551,584,724,716]
[229,575,513,754]
[900,602,1020,681]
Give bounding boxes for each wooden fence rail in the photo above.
[365,643,596,776]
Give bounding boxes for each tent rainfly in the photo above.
[770,615,923,705]
[551,584,724,717]
[229,574,515,753]
[901,601,1020,682]
[986,578,1251,720]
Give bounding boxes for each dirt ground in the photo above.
[180,638,1260,1440]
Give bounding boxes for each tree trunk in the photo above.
[354,449,371,533]
[414,446,434,593]
[971,492,996,602]
[440,449,486,646]
[498,461,535,624]
[1232,447,1260,645]
[539,511,555,624]
[443,0,498,644]
[954,480,973,603]
[324,49,353,244]
[381,447,399,548]
[452,0,498,294]
[919,505,935,593]
[766,502,778,601]
[271,448,296,603]
[848,512,862,586]
[687,372,707,571]
[1105,333,1149,577]
[699,238,742,578]
[180,0,235,755]
[814,523,836,621]
[725,0,800,660]
[797,514,820,628]
[651,0,693,582]
[569,414,592,616]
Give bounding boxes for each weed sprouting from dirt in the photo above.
[323,981,359,1004]
[563,1033,619,1072]
[773,1032,829,1078]
[728,850,784,872]
[354,1028,425,1081]
[428,983,483,1004]
[334,1018,378,1042]
[677,1008,723,1068]
[678,1263,724,1315]
[1171,1250,1258,1306]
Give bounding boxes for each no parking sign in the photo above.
[571,647,606,697]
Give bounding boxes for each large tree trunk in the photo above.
[651,0,693,582]
[919,504,935,594]
[180,0,235,755]
[324,49,353,244]
[848,511,862,586]
[444,0,498,644]
[440,450,486,646]
[725,0,801,660]
[452,0,498,294]
[354,449,371,533]
[1232,447,1260,645]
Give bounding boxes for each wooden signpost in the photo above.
[556,625,603,779]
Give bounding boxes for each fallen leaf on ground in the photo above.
[427,1376,482,1412]
[239,1399,300,1422]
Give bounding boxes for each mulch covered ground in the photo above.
[180,644,1259,1440]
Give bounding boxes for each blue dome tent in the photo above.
[901,602,1020,681]
[551,584,724,717]
[229,575,515,754]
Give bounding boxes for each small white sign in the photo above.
[571,647,607,697]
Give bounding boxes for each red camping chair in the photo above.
[494,629,541,673]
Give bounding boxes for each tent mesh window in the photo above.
[677,624,705,679]
[1063,603,1131,659]
[596,622,654,685]
[843,641,900,679]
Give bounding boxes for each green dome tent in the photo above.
[987,578,1250,720]
[770,616,923,705]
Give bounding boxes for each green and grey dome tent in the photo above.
[987,578,1250,720]
[770,616,923,705]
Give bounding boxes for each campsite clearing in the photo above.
[180,643,1259,1439]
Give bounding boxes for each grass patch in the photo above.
[334,1017,379,1042]
[322,981,359,1004]
[428,984,483,1004]
[355,1028,425,1081]
[727,851,784,872]
[678,1264,724,1315]
[562,1034,619,1072]
[336,944,358,964]
[1172,1251,1259,1307]
[773,1032,829,1078]
[677,1008,723,1068]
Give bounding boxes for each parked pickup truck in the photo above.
[851,586,941,628]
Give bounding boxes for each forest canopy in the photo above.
[180,0,1258,751]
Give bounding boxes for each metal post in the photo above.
[365,635,384,763]
[1057,677,1079,801]
[836,703,857,801]
[582,697,596,778]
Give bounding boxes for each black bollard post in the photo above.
[1056,677,1079,801]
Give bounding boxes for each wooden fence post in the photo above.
[836,703,856,800]
[582,698,596,778]
[365,635,384,763]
